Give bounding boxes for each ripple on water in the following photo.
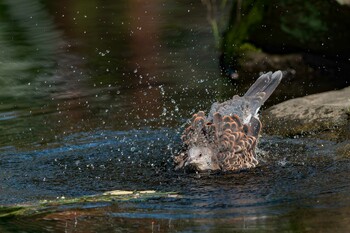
[1,129,350,231]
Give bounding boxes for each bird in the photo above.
[174,71,283,172]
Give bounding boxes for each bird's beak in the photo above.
[185,158,202,168]
[184,159,191,166]
[184,157,194,166]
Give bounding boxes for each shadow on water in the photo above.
[0,0,350,232]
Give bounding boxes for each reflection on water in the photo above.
[0,0,234,149]
[0,0,350,232]
[0,0,60,106]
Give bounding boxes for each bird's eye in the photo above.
[199,153,202,157]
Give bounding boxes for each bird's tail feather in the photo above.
[244,71,282,101]
[244,70,282,116]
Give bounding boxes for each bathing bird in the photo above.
[174,71,283,172]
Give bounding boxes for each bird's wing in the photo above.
[181,111,207,146]
[212,112,258,171]
[174,111,209,169]
[246,116,261,138]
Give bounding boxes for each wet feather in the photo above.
[174,71,283,172]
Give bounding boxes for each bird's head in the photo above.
[185,146,220,171]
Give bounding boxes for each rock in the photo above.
[224,51,350,108]
[336,141,350,158]
[261,86,350,141]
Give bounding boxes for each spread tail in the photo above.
[244,71,283,116]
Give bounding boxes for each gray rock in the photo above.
[336,142,350,158]
[261,86,350,141]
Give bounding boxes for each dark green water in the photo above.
[1,0,350,232]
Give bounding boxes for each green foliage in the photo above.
[221,0,265,62]
[280,1,327,43]
[238,43,261,54]
[221,0,350,64]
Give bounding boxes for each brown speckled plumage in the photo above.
[174,71,283,172]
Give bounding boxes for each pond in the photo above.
[1,0,350,232]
